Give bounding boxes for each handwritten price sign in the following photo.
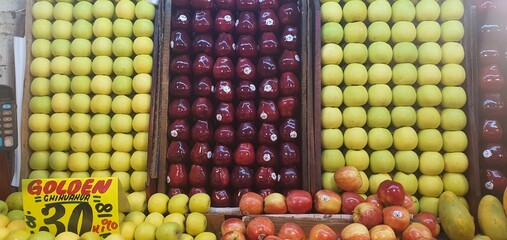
[22,177,125,238]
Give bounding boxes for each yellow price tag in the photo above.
[22,177,122,238]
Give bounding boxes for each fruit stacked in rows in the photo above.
[167,0,302,207]
[476,0,507,199]
[28,0,155,200]
[319,0,468,215]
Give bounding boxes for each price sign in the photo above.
[22,177,127,238]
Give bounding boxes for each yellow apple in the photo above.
[133,113,150,132]
[393,42,418,63]
[417,64,441,85]
[133,36,154,55]
[53,2,73,21]
[164,213,186,232]
[442,131,468,152]
[344,22,367,43]
[50,56,71,75]
[168,193,190,214]
[322,172,340,192]
[368,84,392,107]
[90,134,112,153]
[369,173,392,194]
[343,85,368,107]
[29,132,50,151]
[111,114,133,133]
[32,1,53,20]
[441,63,466,86]
[393,172,418,195]
[49,132,71,151]
[444,152,468,173]
[321,2,342,23]
[391,0,415,22]
[322,22,344,44]
[32,39,52,58]
[441,86,466,108]
[368,21,391,43]
[72,19,93,39]
[51,20,73,39]
[71,76,91,94]
[90,114,111,134]
[91,170,112,178]
[185,212,207,236]
[392,63,417,85]
[113,18,134,38]
[48,151,69,171]
[357,171,370,194]
[321,86,343,107]
[367,128,393,150]
[31,57,52,77]
[112,95,132,114]
[418,129,443,151]
[415,0,440,21]
[344,63,368,85]
[112,76,133,95]
[29,170,50,179]
[29,113,50,132]
[367,106,391,128]
[32,19,53,40]
[343,43,368,64]
[345,149,369,171]
[132,73,152,93]
[440,109,467,131]
[189,193,211,214]
[89,152,111,171]
[419,196,439,215]
[113,57,134,76]
[68,152,89,172]
[321,107,342,129]
[391,21,416,43]
[70,132,91,152]
[69,94,90,113]
[116,0,136,20]
[120,221,137,240]
[49,112,70,132]
[418,42,442,65]
[132,93,151,113]
[135,0,156,19]
[368,0,391,22]
[112,133,134,152]
[322,149,345,172]
[29,151,50,170]
[92,56,113,75]
[133,19,154,37]
[70,113,91,132]
[416,21,441,43]
[92,37,113,56]
[90,94,112,114]
[321,129,343,149]
[70,171,90,178]
[70,57,92,76]
[80,231,102,240]
[343,106,367,127]
[51,93,70,113]
[112,171,131,192]
[93,17,113,38]
[417,85,442,107]
[441,42,464,64]
[113,37,133,57]
[395,150,419,173]
[31,77,50,96]
[342,0,367,22]
[93,0,115,18]
[442,173,468,197]
[440,20,464,42]
[74,1,94,21]
[344,127,368,150]
[393,126,418,151]
[134,55,153,74]
[51,39,71,57]
[131,151,148,171]
[145,212,164,228]
[321,43,343,65]
[368,63,392,84]
[418,175,443,197]
[110,151,131,172]
[391,106,416,128]
[369,150,395,173]
[30,96,52,114]
[71,39,92,58]
[134,222,156,240]
[125,211,147,226]
[440,0,464,21]
[91,75,112,95]
[419,151,444,176]
[416,107,441,129]
[148,193,170,214]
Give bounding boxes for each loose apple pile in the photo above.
[319,0,469,216]
[28,0,155,207]
[476,0,507,200]
[166,0,303,207]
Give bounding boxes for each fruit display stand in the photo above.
[311,0,482,221]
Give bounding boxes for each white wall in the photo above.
[0,0,25,88]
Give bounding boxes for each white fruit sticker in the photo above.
[207,151,213,159]
[270,134,277,142]
[260,112,268,120]
[290,131,297,138]
[224,15,232,22]
[178,15,187,21]
[211,86,216,93]
[264,85,272,92]
[483,150,492,158]
[170,130,178,137]
[285,35,294,42]
[170,41,174,48]
[222,85,231,93]
[393,210,403,218]
[216,114,223,121]
[322,195,329,201]
[266,18,274,26]
[271,173,277,180]
[244,67,252,75]
[167,176,171,183]
[235,19,239,26]
[485,181,494,190]
[277,174,281,181]
[295,55,300,61]
[263,153,271,161]
[250,84,256,91]
[232,43,237,50]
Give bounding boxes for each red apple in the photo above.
[210,166,230,189]
[258,123,279,146]
[365,194,383,210]
[166,140,189,163]
[481,119,504,142]
[168,99,190,119]
[340,223,370,240]
[279,50,300,73]
[215,0,235,10]
[479,42,501,64]
[279,142,301,166]
[190,142,212,165]
[278,96,298,118]
[193,53,214,77]
[221,218,246,235]
[188,164,208,187]
[482,169,507,197]
[479,64,505,91]
[401,222,433,240]
[264,193,287,214]
[214,57,235,80]
[192,34,214,55]
[278,167,300,189]
[215,102,235,123]
[167,187,186,197]
[258,100,280,123]
[369,224,396,240]
[308,224,337,240]
[236,58,257,81]
[236,11,257,35]
[382,205,410,233]
[259,78,280,100]
[236,100,257,122]
[167,163,188,188]
[212,189,232,207]
[255,167,278,189]
[191,0,213,9]
[377,180,406,206]
[236,80,257,100]
[170,30,191,54]
[258,188,275,199]
[215,80,235,102]
[279,72,300,96]
[480,92,504,117]
[481,143,507,167]
[189,187,207,197]
[259,0,279,10]
[233,188,251,207]
[314,189,341,214]
[214,124,235,146]
[191,120,213,142]
[352,202,383,229]
[172,9,191,30]
[257,56,278,79]
[221,231,247,240]
[237,0,259,11]
[246,217,275,240]
[170,76,192,98]
[279,118,298,142]
[237,122,257,142]
[212,144,233,166]
[168,119,190,141]
[237,35,258,59]
[413,212,440,237]
[258,9,280,32]
[259,32,280,56]
[234,142,256,165]
[215,10,235,33]
[170,54,192,75]
[215,33,236,58]
[334,166,362,192]
[278,223,306,240]
[264,236,282,240]
[191,97,214,120]
[341,192,366,214]
[256,145,278,167]
[285,190,312,214]
[278,2,300,25]
[231,166,254,189]
[401,192,416,214]
[280,25,299,51]
[192,10,213,33]
[239,192,264,215]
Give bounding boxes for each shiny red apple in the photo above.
[353,202,383,229]
[314,189,341,214]
[382,205,411,233]
[377,180,406,206]
[285,190,312,214]
[263,193,287,214]
[239,192,264,215]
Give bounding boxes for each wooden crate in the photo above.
[20,0,163,194]
[153,0,314,201]
[310,0,482,218]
